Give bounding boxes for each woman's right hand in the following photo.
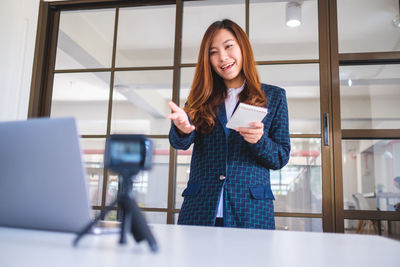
[167,101,195,134]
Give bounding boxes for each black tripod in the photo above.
[73,173,158,252]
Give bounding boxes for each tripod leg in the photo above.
[129,197,158,252]
[119,197,134,244]
[73,198,119,246]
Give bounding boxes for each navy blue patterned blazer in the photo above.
[169,83,290,229]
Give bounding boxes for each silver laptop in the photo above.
[0,117,119,233]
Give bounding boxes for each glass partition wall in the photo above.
[51,3,177,224]
[177,0,322,232]
[336,0,400,239]
[29,0,400,235]
[32,0,325,229]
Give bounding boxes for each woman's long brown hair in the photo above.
[184,19,266,134]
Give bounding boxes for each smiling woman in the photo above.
[168,19,290,228]
[182,20,266,135]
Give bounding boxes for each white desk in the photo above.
[1,224,399,267]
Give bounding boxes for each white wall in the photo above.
[0,0,40,121]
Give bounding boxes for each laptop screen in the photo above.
[0,117,93,232]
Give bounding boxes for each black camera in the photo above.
[104,134,153,175]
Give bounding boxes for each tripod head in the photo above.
[104,134,153,177]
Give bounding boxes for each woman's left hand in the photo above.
[236,122,264,144]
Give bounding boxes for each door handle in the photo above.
[323,113,329,146]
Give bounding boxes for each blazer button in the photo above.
[219,175,226,181]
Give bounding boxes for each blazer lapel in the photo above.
[216,103,229,139]
[232,101,240,115]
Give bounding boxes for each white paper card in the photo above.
[226,103,268,130]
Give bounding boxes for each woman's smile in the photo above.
[209,29,244,88]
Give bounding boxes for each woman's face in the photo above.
[209,28,244,89]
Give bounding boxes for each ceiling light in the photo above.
[347,79,352,87]
[286,2,302,28]
[384,151,393,159]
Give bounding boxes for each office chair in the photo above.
[352,193,381,235]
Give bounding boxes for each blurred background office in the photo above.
[1,0,399,240]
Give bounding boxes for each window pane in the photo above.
[143,212,167,224]
[258,64,320,134]
[81,138,105,206]
[340,65,400,129]
[337,0,400,53]
[345,219,400,241]
[175,68,195,209]
[93,210,118,222]
[182,0,245,64]
[104,210,117,221]
[250,0,319,61]
[98,210,167,224]
[107,138,169,208]
[275,217,322,232]
[179,67,195,107]
[111,70,173,135]
[181,64,321,134]
[273,138,322,213]
[116,5,176,67]
[106,174,118,206]
[55,9,115,69]
[50,72,110,135]
[175,145,193,209]
[342,140,400,212]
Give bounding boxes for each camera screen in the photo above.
[110,141,142,164]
